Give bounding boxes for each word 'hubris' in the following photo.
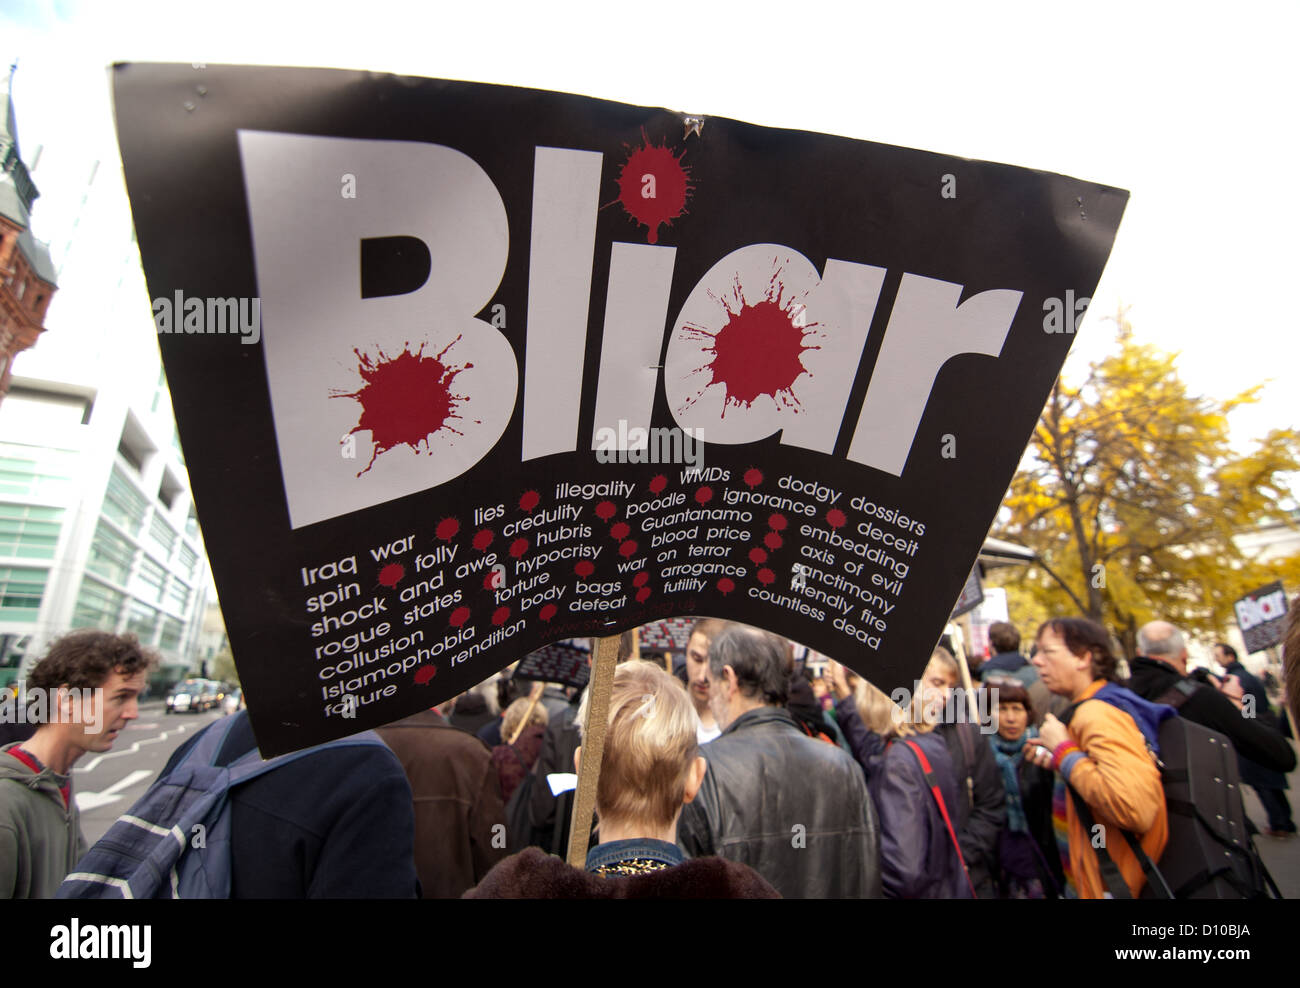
[152,291,261,344]
[595,419,704,468]
[1,684,103,734]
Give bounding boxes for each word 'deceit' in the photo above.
[594,419,704,467]
[152,290,261,344]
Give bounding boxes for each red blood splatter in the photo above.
[695,486,713,505]
[648,474,668,494]
[539,603,558,622]
[472,529,494,552]
[636,587,652,603]
[510,537,529,558]
[757,568,775,585]
[449,606,471,628]
[482,570,498,591]
[769,513,788,531]
[610,521,631,540]
[764,531,784,551]
[632,572,650,588]
[333,338,471,475]
[574,559,596,578]
[826,508,847,529]
[595,500,617,521]
[492,606,510,626]
[743,468,763,489]
[749,547,768,565]
[717,577,735,595]
[610,131,693,245]
[414,665,437,685]
[519,490,540,512]
[435,517,460,541]
[679,267,820,418]
[378,563,405,587]
[619,540,638,558]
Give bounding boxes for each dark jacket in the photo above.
[833,696,973,898]
[987,731,1065,897]
[376,709,507,897]
[464,845,780,898]
[1127,656,1296,775]
[934,719,1006,899]
[448,691,496,737]
[528,692,588,854]
[676,706,882,899]
[873,732,971,898]
[158,711,418,897]
[1224,660,1290,789]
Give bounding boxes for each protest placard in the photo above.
[112,63,1126,754]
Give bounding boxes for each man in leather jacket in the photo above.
[676,624,882,898]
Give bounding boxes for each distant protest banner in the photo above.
[1234,581,1288,654]
[513,642,591,690]
[112,63,1126,755]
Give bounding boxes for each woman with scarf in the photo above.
[983,675,1064,897]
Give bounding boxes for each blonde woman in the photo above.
[466,661,778,898]
[828,659,973,898]
[490,693,550,803]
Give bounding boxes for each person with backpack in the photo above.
[827,660,972,898]
[1030,617,1170,899]
[465,660,779,898]
[921,647,1006,899]
[981,675,1064,898]
[1127,622,1295,777]
[59,709,419,898]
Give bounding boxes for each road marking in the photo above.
[74,721,201,773]
[75,769,154,810]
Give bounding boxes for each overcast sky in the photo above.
[4,0,1297,461]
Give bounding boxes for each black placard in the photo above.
[112,63,1126,754]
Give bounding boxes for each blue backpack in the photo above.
[57,714,389,898]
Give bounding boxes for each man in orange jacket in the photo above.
[1029,617,1171,898]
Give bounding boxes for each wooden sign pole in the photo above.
[566,633,620,867]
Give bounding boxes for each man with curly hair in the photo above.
[0,630,155,898]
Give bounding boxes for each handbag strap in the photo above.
[1065,783,1148,898]
[901,739,978,899]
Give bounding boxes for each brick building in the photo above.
[0,64,57,403]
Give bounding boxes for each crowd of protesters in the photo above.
[4,598,1298,898]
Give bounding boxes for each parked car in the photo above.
[166,678,219,714]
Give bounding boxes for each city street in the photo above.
[73,701,225,845]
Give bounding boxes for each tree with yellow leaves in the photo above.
[993,312,1300,658]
